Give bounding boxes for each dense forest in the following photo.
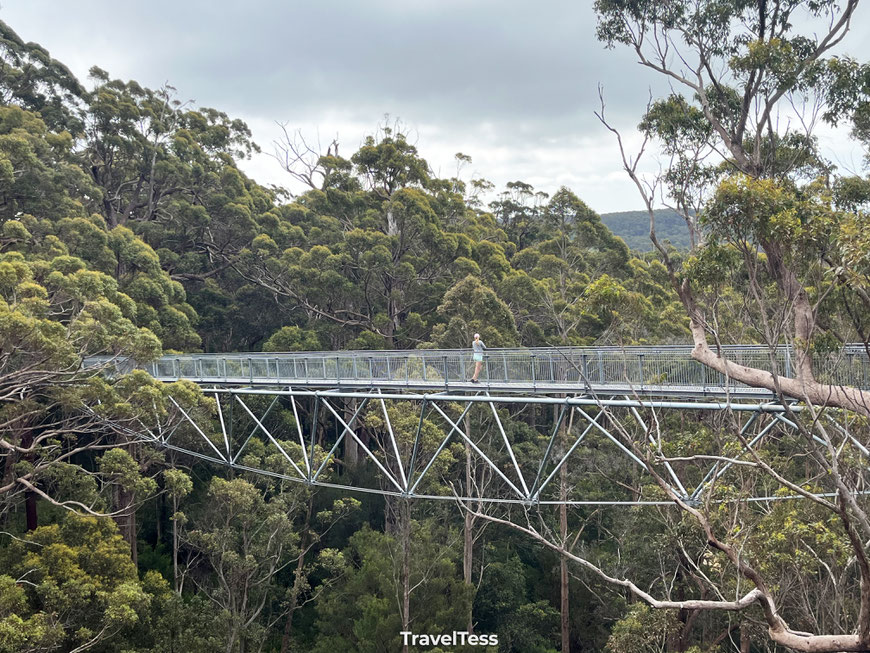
[5,0,870,651]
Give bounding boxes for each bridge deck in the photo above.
[93,345,870,399]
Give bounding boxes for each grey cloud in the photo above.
[3,0,656,127]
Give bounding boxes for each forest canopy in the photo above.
[3,1,870,650]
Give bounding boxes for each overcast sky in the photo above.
[3,1,870,214]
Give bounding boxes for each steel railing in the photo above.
[85,345,870,392]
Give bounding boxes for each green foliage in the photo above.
[181,477,299,652]
[263,325,322,352]
[312,523,473,653]
[10,11,870,653]
[0,514,150,652]
[431,275,519,348]
[605,604,681,653]
[474,551,559,652]
[0,20,85,133]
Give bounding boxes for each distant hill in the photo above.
[600,209,692,252]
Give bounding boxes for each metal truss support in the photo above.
[235,394,306,479]
[145,386,846,507]
[379,390,407,489]
[690,411,802,501]
[488,397,530,497]
[689,412,760,501]
[570,405,692,498]
[311,397,369,482]
[530,403,568,498]
[202,387,809,412]
[319,397,404,493]
[308,396,320,482]
[826,415,870,458]
[168,395,228,463]
[289,391,310,476]
[406,399,428,491]
[533,409,604,501]
[213,391,231,459]
[630,404,688,498]
[574,406,646,468]
[430,401,526,500]
[230,394,280,465]
[407,400,474,496]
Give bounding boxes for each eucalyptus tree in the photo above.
[0,514,155,653]
[0,106,210,549]
[237,126,473,348]
[0,20,85,134]
[595,0,868,407]
[476,1,870,651]
[311,523,473,653]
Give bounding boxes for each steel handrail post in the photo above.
[638,353,644,390]
[864,354,868,390]
[530,354,536,390]
[443,355,448,389]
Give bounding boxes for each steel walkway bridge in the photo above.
[128,345,870,397]
[102,345,870,507]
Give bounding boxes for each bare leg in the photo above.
[472,361,482,381]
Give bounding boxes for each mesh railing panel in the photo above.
[89,345,870,390]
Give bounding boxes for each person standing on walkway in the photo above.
[470,333,486,383]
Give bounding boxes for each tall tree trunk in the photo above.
[112,441,142,566]
[401,499,411,653]
[559,405,571,652]
[21,429,37,531]
[740,623,750,653]
[172,492,180,593]
[463,412,474,633]
[280,498,313,653]
[25,491,37,531]
[117,485,138,566]
[560,471,569,652]
[155,491,162,544]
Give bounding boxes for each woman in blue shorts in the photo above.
[470,333,486,383]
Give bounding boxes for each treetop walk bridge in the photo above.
[95,345,870,507]
[119,344,870,398]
